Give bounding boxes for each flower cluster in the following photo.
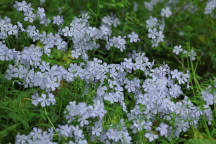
[14,1,36,23]
[173,45,197,61]
[146,16,165,47]
[205,0,216,16]
[32,92,56,107]
[0,1,213,143]
[0,17,18,39]
[65,99,106,127]
[128,32,140,43]
[15,128,55,144]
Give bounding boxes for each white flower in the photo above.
[56,125,73,137]
[173,45,183,55]
[24,11,36,23]
[148,28,157,39]
[17,22,25,32]
[161,7,172,18]
[32,92,56,107]
[37,7,46,18]
[146,16,158,29]
[7,24,18,35]
[100,25,111,36]
[102,15,120,27]
[128,32,139,43]
[91,121,102,136]
[205,0,216,15]
[188,49,197,61]
[144,132,158,142]
[107,36,126,52]
[14,1,31,12]
[53,15,64,26]
[156,123,169,137]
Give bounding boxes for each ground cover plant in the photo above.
[1,0,216,143]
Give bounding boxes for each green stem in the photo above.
[44,107,56,131]
[190,58,202,94]
[187,56,195,97]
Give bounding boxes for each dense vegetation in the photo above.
[1,0,216,143]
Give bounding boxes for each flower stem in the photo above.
[44,107,56,131]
